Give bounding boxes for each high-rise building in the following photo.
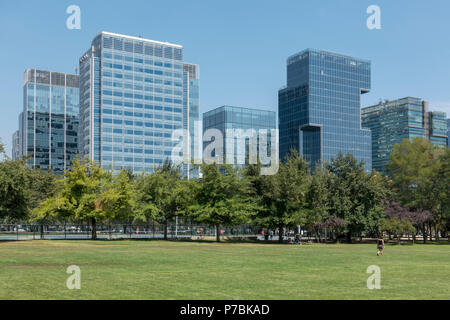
[19,69,79,173]
[79,31,198,174]
[278,49,372,171]
[183,63,200,177]
[447,119,450,147]
[12,130,19,160]
[362,97,448,173]
[203,106,276,166]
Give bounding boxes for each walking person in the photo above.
[377,234,385,256]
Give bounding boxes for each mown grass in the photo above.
[0,240,448,299]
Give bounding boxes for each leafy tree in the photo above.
[325,216,347,243]
[430,147,450,239]
[0,139,59,222]
[191,163,257,242]
[249,150,310,243]
[32,159,134,239]
[135,161,192,240]
[327,153,387,242]
[381,199,432,242]
[305,166,332,242]
[0,159,31,222]
[28,169,60,211]
[387,138,444,242]
[241,162,272,233]
[381,217,415,241]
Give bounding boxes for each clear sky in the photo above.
[1,0,450,156]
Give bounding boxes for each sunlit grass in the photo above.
[0,240,448,299]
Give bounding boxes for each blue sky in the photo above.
[1,0,450,156]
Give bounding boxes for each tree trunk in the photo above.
[429,222,433,241]
[346,231,352,244]
[91,217,97,240]
[278,224,284,243]
[423,223,427,244]
[216,224,220,242]
[163,220,168,240]
[316,229,321,243]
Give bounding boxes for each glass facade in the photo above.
[183,63,200,178]
[79,32,198,174]
[12,130,19,160]
[279,49,372,171]
[19,69,79,174]
[361,97,448,174]
[447,119,450,147]
[428,111,447,146]
[203,106,276,165]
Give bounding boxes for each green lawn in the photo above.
[0,240,449,299]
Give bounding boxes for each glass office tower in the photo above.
[79,31,198,174]
[362,97,448,173]
[278,49,372,171]
[12,130,19,160]
[447,119,450,147]
[183,63,200,177]
[19,69,79,173]
[203,106,276,165]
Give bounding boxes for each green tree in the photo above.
[430,147,450,239]
[327,153,387,242]
[28,169,60,212]
[382,218,415,242]
[0,159,32,222]
[305,166,332,242]
[32,159,134,239]
[250,150,310,243]
[387,138,444,241]
[191,163,257,242]
[135,161,192,240]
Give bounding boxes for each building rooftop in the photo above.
[203,105,276,117]
[97,31,183,49]
[287,48,371,65]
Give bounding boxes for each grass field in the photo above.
[0,240,449,300]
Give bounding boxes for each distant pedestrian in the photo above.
[269,230,273,241]
[377,234,385,256]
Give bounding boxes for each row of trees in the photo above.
[0,138,449,242]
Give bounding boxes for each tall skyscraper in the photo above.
[19,69,79,173]
[79,31,198,174]
[12,130,19,160]
[362,97,448,173]
[183,63,200,177]
[203,106,276,166]
[278,49,372,171]
[447,118,450,147]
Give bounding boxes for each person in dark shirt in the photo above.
[377,234,385,256]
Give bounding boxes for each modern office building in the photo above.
[12,130,19,160]
[79,31,199,174]
[182,63,200,177]
[362,97,448,173]
[18,69,79,173]
[427,108,448,147]
[447,118,450,147]
[278,49,372,171]
[203,106,276,165]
